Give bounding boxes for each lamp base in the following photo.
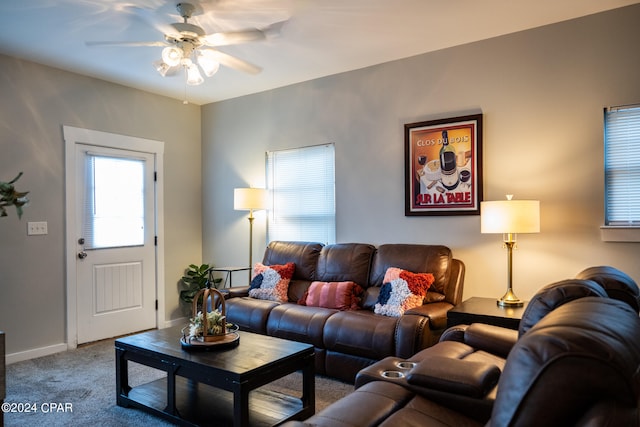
[497,289,524,307]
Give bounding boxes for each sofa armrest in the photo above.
[439,324,470,343]
[225,286,250,298]
[445,258,465,305]
[392,302,456,356]
[439,323,518,356]
[462,323,518,358]
[406,355,500,398]
[405,301,453,330]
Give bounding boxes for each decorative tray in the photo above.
[180,324,240,351]
[180,332,240,350]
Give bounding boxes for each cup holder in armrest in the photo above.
[381,370,405,379]
[396,361,416,369]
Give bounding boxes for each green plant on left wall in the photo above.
[0,172,29,218]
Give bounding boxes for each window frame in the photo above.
[601,104,640,242]
[266,143,336,245]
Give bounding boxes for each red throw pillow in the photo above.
[299,281,363,310]
[374,267,435,317]
[248,262,295,302]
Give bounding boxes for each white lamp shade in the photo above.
[234,188,268,211]
[481,200,540,234]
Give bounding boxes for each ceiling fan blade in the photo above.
[263,20,288,38]
[204,49,262,75]
[202,20,287,47]
[86,41,168,47]
[202,29,266,47]
[130,6,179,38]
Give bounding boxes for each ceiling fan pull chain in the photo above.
[183,74,188,105]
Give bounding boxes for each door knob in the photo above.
[78,251,88,259]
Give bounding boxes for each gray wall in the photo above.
[0,55,202,356]
[202,5,640,301]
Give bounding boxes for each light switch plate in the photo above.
[27,221,48,235]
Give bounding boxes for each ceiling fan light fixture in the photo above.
[186,62,204,86]
[90,1,267,89]
[197,50,220,77]
[153,60,172,77]
[161,46,183,67]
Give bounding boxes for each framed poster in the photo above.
[405,114,483,216]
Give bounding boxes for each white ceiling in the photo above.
[0,0,638,105]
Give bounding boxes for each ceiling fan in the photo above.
[87,2,282,85]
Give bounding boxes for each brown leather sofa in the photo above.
[224,241,465,382]
[284,295,640,426]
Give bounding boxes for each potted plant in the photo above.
[188,306,228,338]
[0,172,29,218]
[179,263,222,304]
[182,286,238,347]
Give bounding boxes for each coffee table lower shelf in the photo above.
[120,376,307,427]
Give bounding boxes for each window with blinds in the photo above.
[83,154,145,248]
[266,144,336,244]
[604,104,640,226]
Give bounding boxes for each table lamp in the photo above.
[481,195,540,307]
[234,188,268,271]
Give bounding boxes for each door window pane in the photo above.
[84,155,145,249]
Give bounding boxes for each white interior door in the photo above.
[64,126,163,346]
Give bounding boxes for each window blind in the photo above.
[266,144,336,244]
[83,153,145,249]
[604,105,640,226]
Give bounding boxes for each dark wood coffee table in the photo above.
[115,326,315,427]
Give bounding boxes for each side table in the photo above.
[447,297,528,330]
[208,266,251,288]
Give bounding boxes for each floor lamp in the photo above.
[234,188,268,276]
[481,195,540,307]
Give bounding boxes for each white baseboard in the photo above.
[6,343,68,365]
[163,317,188,328]
[6,318,187,365]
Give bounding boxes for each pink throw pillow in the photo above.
[299,281,363,310]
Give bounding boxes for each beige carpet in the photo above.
[4,336,353,426]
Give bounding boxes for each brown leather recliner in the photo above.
[354,277,610,422]
[285,297,640,427]
[350,268,639,423]
[575,265,640,312]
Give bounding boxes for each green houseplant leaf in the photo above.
[179,263,222,304]
[0,172,29,218]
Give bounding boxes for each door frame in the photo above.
[63,125,165,349]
